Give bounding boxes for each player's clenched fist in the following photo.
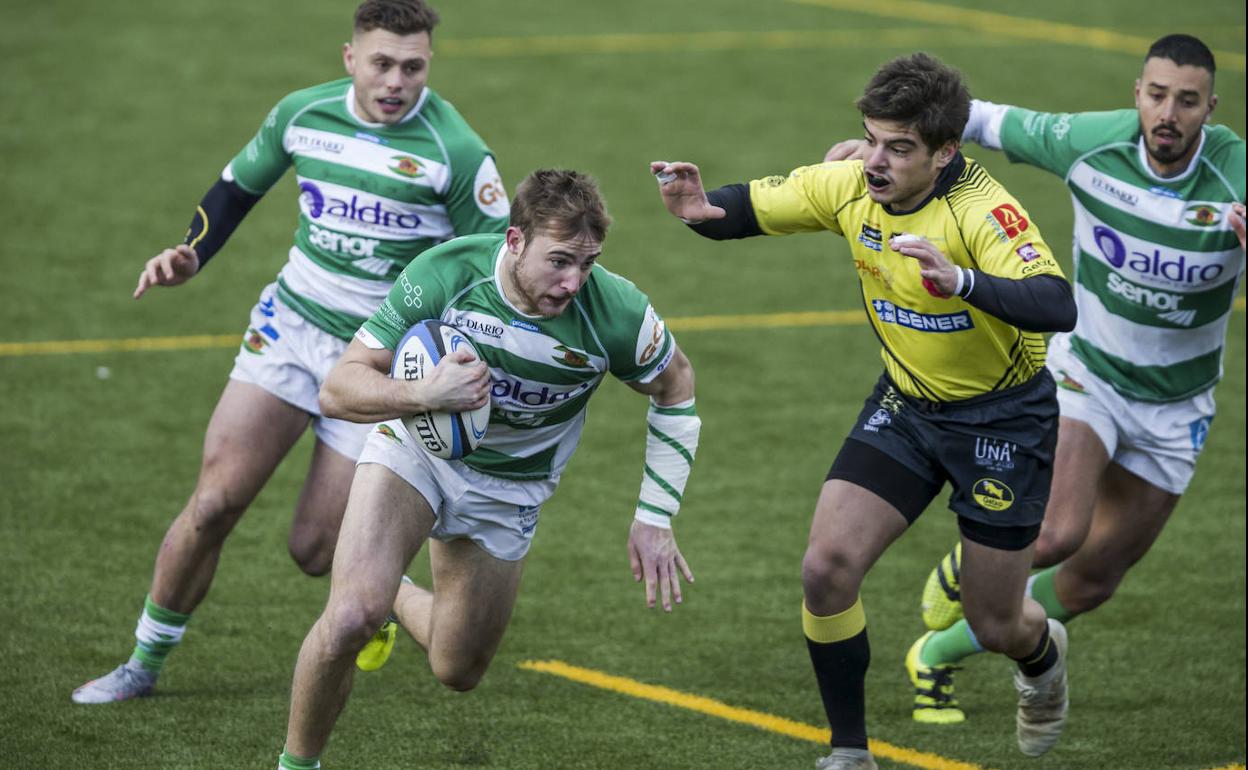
[133,244,200,299]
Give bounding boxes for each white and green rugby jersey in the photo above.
[360,233,676,481]
[997,107,1244,402]
[227,78,509,340]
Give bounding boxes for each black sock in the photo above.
[1013,623,1058,678]
[806,628,871,749]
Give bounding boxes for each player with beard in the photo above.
[72,0,511,706]
[829,34,1246,726]
[278,169,701,769]
[654,53,1077,768]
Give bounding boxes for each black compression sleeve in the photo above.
[686,184,763,240]
[959,272,1077,332]
[185,177,263,270]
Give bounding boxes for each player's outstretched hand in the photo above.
[420,348,490,413]
[1230,202,1246,253]
[824,139,867,163]
[891,234,960,298]
[133,244,200,299]
[627,519,694,612]
[649,161,726,224]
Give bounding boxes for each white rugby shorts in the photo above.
[357,419,556,561]
[1046,332,1216,495]
[228,283,371,460]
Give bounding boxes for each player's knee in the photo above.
[324,598,390,654]
[287,528,334,576]
[964,618,1015,654]
[185,487,247,540]
[1032,522,1085,568]
[801,543,863,596]
[430,654,488,692]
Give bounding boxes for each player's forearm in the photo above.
[186,171,263,271]
[961,99,1011,150]
[687,184,763,240]
[956,272,1077,332]
[320,358,449,424]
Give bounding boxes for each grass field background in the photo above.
[1,1,1244,768]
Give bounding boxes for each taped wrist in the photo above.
[634,398,701,529]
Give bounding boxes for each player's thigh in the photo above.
[327,463,437,620]
[1062,462,1180,584]
[426,537,525,663]
[959,535,1037,628]
[291,438,358,539]
[1035,416,1113,563]
[808,478,911,574]
[199,379,310,503]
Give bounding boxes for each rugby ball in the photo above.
[390,320,491,460]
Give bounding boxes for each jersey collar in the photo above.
[1135,127,1206,184]
[344,85,430,128]
[884,152,967,216]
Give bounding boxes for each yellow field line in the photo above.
[788,0,1246,72]
[519,659,989,770]
[439,27,1012,58]
[2,299,1243,357]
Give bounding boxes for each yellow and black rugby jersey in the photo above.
[749,156,1065,401]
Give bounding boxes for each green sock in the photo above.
[129,595,191,674]
[919,619,983,666]
[278,748,321,769]
[1028,566,1075,623]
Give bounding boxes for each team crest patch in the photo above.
[990,204,1029,239]
[552,344,592,368]
[242,328,268,355]
[1184,204,1221,227]
[972,478,1015,511]
[376,424,403,445]
[390,155,423,178]
[1055,370,1087,394]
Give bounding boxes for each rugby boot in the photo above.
[905,632,966,724]
[72,660,157,704]
[921,542,964,631]
[815,748,878,770]
[356,617,398,672]
[1015,619,1070,756]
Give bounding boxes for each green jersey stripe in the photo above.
[276,279,367,341]
[652,403,697,416]
[1075,253,1240,329]
[1069,335,1223,402]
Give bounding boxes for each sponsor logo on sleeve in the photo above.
[1015,242,1041,262]
[990,204,1029,239]
[636,305,667,366]
[972,478,1015,511]
[1050,113,1072,141]
[474,156,509,218]
[871,300,974,333]
[398,273,423,308]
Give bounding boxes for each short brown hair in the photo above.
[856,53,970,152]
[354,0,440,37]
[510,169,613,244]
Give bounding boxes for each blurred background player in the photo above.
[72,0,510,705]
[654,52,1076,769]
[831,34,1246,725]
[276,169,700,770]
